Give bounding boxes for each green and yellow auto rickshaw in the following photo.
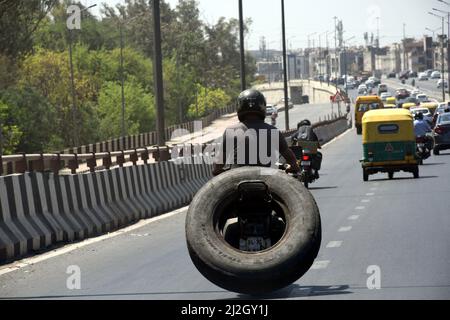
[361,109,419,181]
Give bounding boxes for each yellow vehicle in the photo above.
[385,97,396,108]
[355,96,384,135]
[420,102,439,115]
[361,109,419,181]
[402,102,418,110]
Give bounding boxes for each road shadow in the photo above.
[233,284,352,300]
[309,186,338,191]
[370,176,439,182]
[421,163,446,166]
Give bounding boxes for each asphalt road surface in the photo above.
[1,94,449,299]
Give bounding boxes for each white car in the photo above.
[410,107,433,123]
[411,89,421,98]
[380,92,392,101]
[431,71,442,79]
[418,73,428,81]
[437,79,448,89]
[416,94,429,104]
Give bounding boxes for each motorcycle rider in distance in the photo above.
[414,112,431,137]
[212,89,300,176]
[290,119,323,179]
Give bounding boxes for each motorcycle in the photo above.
[416,135,434,165]
[290,140,321,189]
[185,166,322,295]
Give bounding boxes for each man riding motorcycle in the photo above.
[289,119,323,179]
[212,89,299,176]
[414,112,433,161]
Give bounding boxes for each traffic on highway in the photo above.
[1,0,450,311]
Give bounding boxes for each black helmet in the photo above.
[415,112,424,120]
[297,119,311,129]
[237,89,266,121]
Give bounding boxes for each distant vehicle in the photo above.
[425,69,434,77]
[418,73,428,81]
[387,72,396,78]
[265,105,278,117]
[431,71,442,79]
[369,77,381,86]
[437,79,448,89]
[277,98,294,109]
[409,71,418,78]
[358,85,368,95]
[411,89,421,98]
[396,88,410,100]
[345,81,356,90]
[416,94,429,104]
[378,84,388,95]
[380,92,392,101]
[433,112,450,155]
[399,71,409,80]
[410,107,433,124]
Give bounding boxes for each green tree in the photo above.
[187,84,232,119]
[0,100,23,155]
[0,87,57,153]
[97,81,155,140]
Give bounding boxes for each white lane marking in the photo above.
[0,206,189,277]
[366,193,375,196]
[339,226,352,232]
[326,241,343,248]
[311,260,330,270]
[355,206,366,210]
[361,199,370,203]
[348,215,360,220]
[370,187,378,191]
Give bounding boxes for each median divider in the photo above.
[0,115,350,264]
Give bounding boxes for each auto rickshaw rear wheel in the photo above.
[363,169,369,182]
[413,166,419,179]
[388,172,394,180]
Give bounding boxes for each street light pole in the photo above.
[281,0,290,130]
[430,11,447,101]
[153,0,166,147]
[238,0,246,91]
[119,22,126,138]
[434,4,450,99]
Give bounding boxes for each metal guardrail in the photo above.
[1,114,348,176]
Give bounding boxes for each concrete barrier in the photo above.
[0,159,214,264]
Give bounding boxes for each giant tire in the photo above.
[185,167,322,295]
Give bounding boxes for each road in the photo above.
[266,101,341,132]
[1,90,449,300]
[384,77,450,101]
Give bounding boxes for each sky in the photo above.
[83,0,447,50]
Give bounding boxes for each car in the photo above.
[396,88,410,100]
[410,107,433,124]
[369,76,381,86]
[431,71,442,79]
[409,71,418,78]
[387,72,396,78]
[416,94,430,104]
[418,73,428,81]
[380,92,392,102]
[425,69,434,77]
[433,111,450,155]
[410,89,421,98]
[378,84,388,95]
[437,79,448,89]
[265,105,278,116]
[277,98,294,109]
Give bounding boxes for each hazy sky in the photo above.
[83,0,446,50]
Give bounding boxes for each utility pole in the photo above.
[441,17,446,102]
[153,0,166,147]
[281,0,290,130]
[119,21,126,138]
[238,0,246,91]
[403,23,407,71]
[376,17,380,48]
[334,16,338,88]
